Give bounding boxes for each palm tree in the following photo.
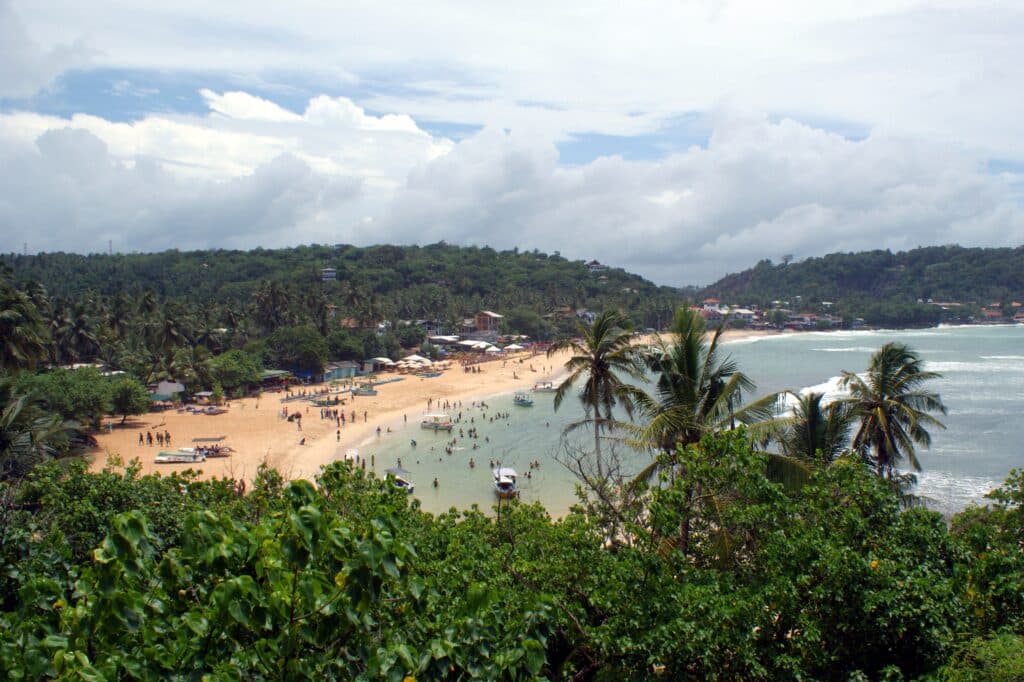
[0,376,91,480]
[0,279,50,372]
[760,391,854,491]
[547,310,644,476]
[633,306,777,460]
[840,342,947,479]
[770,391,853,465]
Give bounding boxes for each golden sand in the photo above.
[89,329,775,483]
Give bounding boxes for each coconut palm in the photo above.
[0,376,91,480]
[840,342,946,479]
[769,391,853,464]
[632,306,777,460]
[0,279,50,372]
[759,391,854,491]
[547,310,644,476]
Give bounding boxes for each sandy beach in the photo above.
[89,328,777,483]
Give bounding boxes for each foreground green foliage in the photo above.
[1,439,1020,679]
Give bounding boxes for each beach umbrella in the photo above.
[371,357,395,365]
[485,346,502,353]
[404,354,432,364]
[504,343,524,350]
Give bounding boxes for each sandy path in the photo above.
[89,328,777,483]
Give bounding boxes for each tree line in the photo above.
[701,244,1024,327]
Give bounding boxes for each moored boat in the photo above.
[155,450,206,464]
[532,381,557,393]
[513,392,534,407]
[420,413,454,431]
[493,467,519,498]
[385,467,415,494]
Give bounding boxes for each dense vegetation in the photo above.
[2,250,1023,678]
[701,245,1024,326]
[2,243,684,339]
[1,442,1021,679]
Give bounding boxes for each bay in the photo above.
[362,324,1024,516]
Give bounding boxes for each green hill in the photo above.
[700,245,1024,326]
[2,243,683,334]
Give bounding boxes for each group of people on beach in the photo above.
[139,430,172,447]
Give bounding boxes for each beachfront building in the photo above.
[586,259,609,273]
[475,310,503,333]
[323,361,361,382]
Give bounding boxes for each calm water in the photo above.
[360,325,1024,516]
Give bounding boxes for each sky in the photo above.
[1,0,1022,286]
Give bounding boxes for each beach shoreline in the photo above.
[88,327,780,484]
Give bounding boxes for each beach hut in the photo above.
[324,361,360,382]
[151,380,185,400]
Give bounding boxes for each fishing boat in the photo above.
[532,381,558,393]
[513,392,534,407]
[385,467,415,494]
[420,413,454,432]
[352,383,378,397]
[179,445,233,458]
[493,467,519,499]
[154,450,206,464]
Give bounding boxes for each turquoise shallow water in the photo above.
[360,325,1024,516]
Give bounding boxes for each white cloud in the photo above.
[0,102,1021,284]
[0,0,90,97]
[8,1,1024,158]
[381,116,1024,284]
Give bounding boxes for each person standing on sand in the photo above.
[139,433,144,446]
[336,429,340,442]
[146,431,153,446]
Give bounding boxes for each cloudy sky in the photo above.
[1,0,1022,285]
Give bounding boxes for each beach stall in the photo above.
[323,361,361,382]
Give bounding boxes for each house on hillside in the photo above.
[321,267,337,282]
[475,310,503,333]
[586,259,609,273]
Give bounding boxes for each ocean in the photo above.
[361,324,1024,516]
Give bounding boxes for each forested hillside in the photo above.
[701,245,1024,324]
[1,243,684,332]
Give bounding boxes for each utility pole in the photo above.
[108,239,113,255]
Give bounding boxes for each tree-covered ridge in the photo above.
[1,243,684,329]
[701,244,1024,314]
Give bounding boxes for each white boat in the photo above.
[532,382,558,393]
[493,467,519,499]
[420,413,454,432]
[385,467,415,494]
[155,450,206,464]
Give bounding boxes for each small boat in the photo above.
[420,413,454,432]
[180,445,232,458]
[513,392,534,407]
[493,467,519,499]
[155,450,206,464]
[352,384,378,397]
[419,371,442,378]
[385,467,415,494]
[532,382,558,393]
